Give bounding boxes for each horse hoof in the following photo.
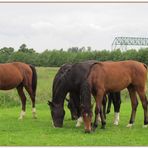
[101,126,105,129]
[76,123,81,127]
[114,122,119,126]
[143,125,148,128]
[33,113,37,119]
[126,123,133,128]
[85,130,91,133]
[33,116,37,119]
[18,116,24,120]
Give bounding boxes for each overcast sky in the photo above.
[0,3,148,52]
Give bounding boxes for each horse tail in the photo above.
[29,65,37,96]
[143,63,148,70]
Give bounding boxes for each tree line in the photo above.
[0,44,148,67]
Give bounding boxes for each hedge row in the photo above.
[0,48,148,67]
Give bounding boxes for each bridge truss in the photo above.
[111,37,148,50]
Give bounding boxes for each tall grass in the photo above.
[0,66,147,108]
[0,93,20,107]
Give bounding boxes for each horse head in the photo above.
[81,104,92,133]
[48,100,65,127]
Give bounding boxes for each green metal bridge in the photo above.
[112,37,148,50]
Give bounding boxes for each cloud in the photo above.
[31,21,54,30]
[0,3,148,52]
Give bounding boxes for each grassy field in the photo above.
[0,67,148,146]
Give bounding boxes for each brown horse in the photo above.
[81,60,148,133]
[0,62,37,119]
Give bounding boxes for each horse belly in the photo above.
[0,74,23,90]
[107,84,128,92]
[105,76,131,92]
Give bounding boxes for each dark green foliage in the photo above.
[0,47,14,63]
[0,44,148,66]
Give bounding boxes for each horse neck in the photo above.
[52,81,68,106]
[52,66,71,105]
[81,81,92,111]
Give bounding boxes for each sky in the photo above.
[0,3,148,52]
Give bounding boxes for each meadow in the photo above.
[0,67,148,146]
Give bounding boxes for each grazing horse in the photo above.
[48,60,121,127]
[0,62,37,119]
[81,60,147,133]
[66,91,121,126]
[48,60,97,127]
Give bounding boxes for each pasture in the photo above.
[0,67,148,146]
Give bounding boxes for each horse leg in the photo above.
[102,95,107,119]
[113,92,121,125]
[93,90,106,130]
[106,93,112,114]
[93,95,106,127]
[100,105,106,129]
[93,105,100,130]
[25,86,37,119]
[70,92,80,120]
[17,85,27,120]
[127,87,138,127]
[68,92,83,127]
[136,87,148,127]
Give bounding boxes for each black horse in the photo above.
[48,60,121,127]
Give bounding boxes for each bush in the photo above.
[0,45,148,67]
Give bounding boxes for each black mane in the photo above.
[52,64,72,104]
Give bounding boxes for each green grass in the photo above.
[0,67,148,146]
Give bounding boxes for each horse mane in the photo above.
[52,64,72,102]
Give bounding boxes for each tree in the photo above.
[68,47,79,52]
[0,47,14,55]
[18,44,35,53]
[79,47,86,52]
[19,44,27,51]
[87,46,91,52]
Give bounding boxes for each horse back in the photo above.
[0,62,32,90]
[68,60,97,89]
[88,60,147,92]
[12,62,33,83]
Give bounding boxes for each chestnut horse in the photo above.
[0,62,37,119]
[81,60,147,133]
